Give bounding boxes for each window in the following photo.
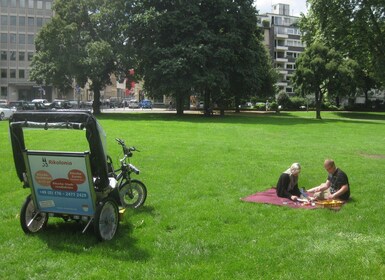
[1,0,7,8]
[20,0,25,8]
[10,69,16,78]
[1,51,6,60]
[284,17,291,26]
[0,87,7,97]
[27,34,34,44]
[36,18,43,27]
[10,16,17,26]
[37,0,43,9]
[274,16,282,25]
[28,0,34,8]
[10,33,17,44]
[1,15,7,26]
[19,69,25,79]
[19,34,25,44]
[10,51,16,61]
[1,69,7,78]
[10,0,17,8]
[28,17,34,26]
[46,1,52,10]
[19,51,25,61]
[28,52,34,61]
[1,33,7,43]
[19,16,26,26]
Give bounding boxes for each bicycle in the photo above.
[107,138,147,209]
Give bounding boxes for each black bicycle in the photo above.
[107,138,147,209]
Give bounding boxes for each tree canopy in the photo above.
[30,0,275,115]
[301,0,385,96]
[130,0,275,115]
[30,0,131,114]
[292,42,357,119]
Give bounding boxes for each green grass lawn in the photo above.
[1,111,385,279]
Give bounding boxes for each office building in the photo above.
[1,0,53,102]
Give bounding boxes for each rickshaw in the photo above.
[9,110,146,241]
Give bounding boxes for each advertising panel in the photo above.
[25,151,96,216]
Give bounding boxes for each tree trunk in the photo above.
[204,90,211,116]
[315,89,322,119]
[92,86,102,115]
[234,95,240,113]
[176,95,184,115]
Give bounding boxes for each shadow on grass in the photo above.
[334,111,385,121]
[36,208,154,262]
[96,111,385,126]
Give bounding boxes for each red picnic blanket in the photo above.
[241,187,317,209]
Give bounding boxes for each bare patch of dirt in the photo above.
[359,152,385,159]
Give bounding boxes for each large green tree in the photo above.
[30,0,131,114]
[302,0,385,99]
[131,0,273,115]
[292,42,357,119]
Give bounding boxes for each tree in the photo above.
[302,0,385,98]
[292,42,357,119]
[30,0,131,114]
[131,0,273,115]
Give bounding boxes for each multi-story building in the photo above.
[1,0,54,102]
[258,3,305,95]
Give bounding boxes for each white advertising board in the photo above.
[25,151,96,216]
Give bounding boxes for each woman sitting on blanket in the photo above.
[276,163,301,201]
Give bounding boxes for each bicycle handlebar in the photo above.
[115,138,139,156]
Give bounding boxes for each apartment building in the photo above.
[0,0,53,102]
[258,3,305,95]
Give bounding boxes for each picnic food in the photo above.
[315,199,344,208]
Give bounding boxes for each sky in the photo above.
[254,0,308,16]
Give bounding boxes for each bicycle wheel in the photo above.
[94,198,119,241]
[119,179,147,208]
[20,195,48,234]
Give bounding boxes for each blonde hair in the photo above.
[290,163,301,175]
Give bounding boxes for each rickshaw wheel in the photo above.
[119,179,147,208]
[20,195,48,234]
[94,198,119,241]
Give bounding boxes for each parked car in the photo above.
[139,99,153,109]
[109,97,120,108]
[0,104,14,120]
[9,100,35,110]
[31,99,50,106]
[49,100,72,110]
[0,99,7,106]
[120,98,131,108]
[128,100,140,108]
[67,100,80,109]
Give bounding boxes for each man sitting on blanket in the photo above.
[276,163,302,201]
[307,159,350,200]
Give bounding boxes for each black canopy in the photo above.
[9,110,109,189]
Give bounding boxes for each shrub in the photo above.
[276,92,292,110]
[289,96,306,110]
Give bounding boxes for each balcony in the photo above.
[275,45,288,51]
[275,33,288,39]
[275,57,288,63]
[276,81,288,87]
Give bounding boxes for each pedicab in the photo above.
[9,110,146,241]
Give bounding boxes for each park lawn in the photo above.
[1,111,385,279]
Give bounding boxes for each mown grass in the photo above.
[1,111,385,279]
